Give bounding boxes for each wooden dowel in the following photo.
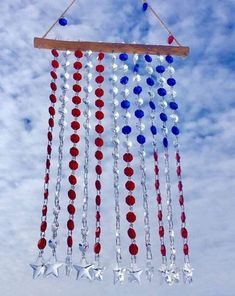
[34,37,190,57]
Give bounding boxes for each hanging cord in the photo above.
[140,0,182,47]
[42,0,77,39]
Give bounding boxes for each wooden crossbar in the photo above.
[34,37,190,57]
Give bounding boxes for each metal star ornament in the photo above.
[93,266,105,281]
[73,260,94,281]
[30,256,46,279]
[183,263,194,284]
[44,254,63,278]
[127,267,143,284]
[113,267,126,284]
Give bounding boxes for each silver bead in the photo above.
[158,100,168,109]
[167,66,175,75]
[136,122,145,131]
[120,64,128,72]
[148,90,155,98]
[169,90,177,98]
[113,111,119,119]
[133,74,141,82]
[109,74,118,82]
[83,85,93,93]
[61,61,70,68]
[158,77,166,84]
[111,63,118,71]
[170,114,179,123]
[51,222,59,232]
[53,206,61,215]
[136,97,144,106]
[61,83,70,90]
[112,98,119,106]
[121,89,130,97]
[146,66,153,75]
[60,72,70,80]
[123,111,131,119]
[123,140,132,148]
[110,87,119,95]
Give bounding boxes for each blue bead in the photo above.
[169,102,178,110]
[165,55,174,64]
[121,100,130,109]
[137,134,146,144]
[157,88,167,97]
[150,125,157,135]
[160,113,168,122]
[119,53,128,61]
[145,54,152,62]
[149,101,156,110]
[133,86,142,95]
[163,137,168,148]
[135,109,144,118]
[59,18,68,26]
[167,78,176,86]
[142,2,148,11]
[172,126,180,135]
[156,65,165,73]
[146,77,155,86]
[120,76,129,85]
[133,64,140,73]
[122,125,132,135]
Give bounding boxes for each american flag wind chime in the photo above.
[30,0,193,285]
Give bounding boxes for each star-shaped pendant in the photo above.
[183,263,194,284]
[73,261,94,281]
[93,266,105,281]
[113,267,126,284]
[45,261,64,278]
[127,267,143,284]
[165,264,180,285]
[145,263,154,282]
[30,257,46,279]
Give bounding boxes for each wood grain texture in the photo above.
[34,37,190,57]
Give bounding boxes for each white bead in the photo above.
[157,55,164,63]
[167,66,175,74]
[146,66,153,75]
[121,89,130,97]
[112,98,119,106]
[136,123,145,131]
[170,114,179,123]
[111,63,118,71]
[123,111,131,119]
[87,73,93,80]
[158,77,166,84]
[84,85,93,93]
[136,98,144,106]
[133,74,141,82]
[114,111,119,119]
[109,74,118,82]
[158,100,168,109]
[123,140,132,148]
[110,87,119,95]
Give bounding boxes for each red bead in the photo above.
[123,153,133,162]
[125,181,135,191]
[96,211,101,221]
[96,65,104,73]
[95,124,104,134]
[72,96,81,105]
[155,166,159,175]
[40,221,47,232]
[183,243,189,255]
[37,238,47,250]
[67,219,75,231]
[95,180,101,190]
[176,152,181,162]
[168,35,174,44]
[95,138,104,147]
[96,165,102,175]
[69,160,79,170]
[50,71,57,79]
[70,134,80,143]
[49,94,57,103]
[45,173,49,183]
[96,195,101,206]
[70,147,79,157]
[51,49,59,57]
[155,180,160,190]
[161,244,166,256]
[179,195,184,206]
[48,118,54,127]
[154,151,158,161]
[126,212,136,223]
[72,108,81,117]
[50,82,57,91]
[73,84,82,93]
[75,50,83,58]
[51,60,59,68]
[159,226,164,237]
[95,150,103,160]
[44,189,48,199]
[98,52,105,61]
[73,72,82,81]
[95,227,101,237]
[95,75,104,84]
[74,61,82,70]
[181,227,188,238]
[128,228,136,239]
[94,242,101,254]
[126,195,135,206]
[177,166,181,176]
[47,131,53,141]
[46,159,50,169]
[69,175,77,185]
[42,205,47,216]
[129,243,138,255]
[95,99,104,108]
[95,88,104,97]
[67,204,76,215]
[158,210,163,221]
[95,111,104,120]
[124,167,134,177]
[67,236,73,247]
[178,181,183,191]
[181,212,186,223]
[157,194,161,204]
[71,121,80,130]
[47,145,52,155]
[68,189,76,200]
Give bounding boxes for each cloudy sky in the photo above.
[0,0,235,295]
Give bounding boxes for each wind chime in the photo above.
[30,0,193,285]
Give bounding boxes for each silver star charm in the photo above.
[158,263,168,284]
[113,267,126,284]
[73,261,94,281]
[93,266,105,281]
[127,267,143,284]
[30,257,46,279]
[45,257,63,277]
[183,263,194,284]
[165,264,180,285]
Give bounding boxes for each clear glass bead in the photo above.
[136,98,144,106]
[183,263,193,284]
[146,66,153,75]
[167,66,175,75]
[109,74,118,82]
[51,222,59,231]
[158,100,168,109]
[60,72,70,80]
[123,111,131,119]
[111,63,118,71]
[83,85,93,93]
[158,77,166,84]
[120,89,130,97]
[84,50,92,57]
[53,206,61,215]
[157,55,165,63]
[123,140,132,149]
[133,74,141,82]
[136,122,145,131]
[61,61,70,68]
[148,90,155,98]
[79,242,89,253]
[114,111,119,119]
[61,83,70,90]
[48,238,58,249]
[170,114,179,123]
[169,90,177,98]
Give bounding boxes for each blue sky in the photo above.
[0,0,235,295]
